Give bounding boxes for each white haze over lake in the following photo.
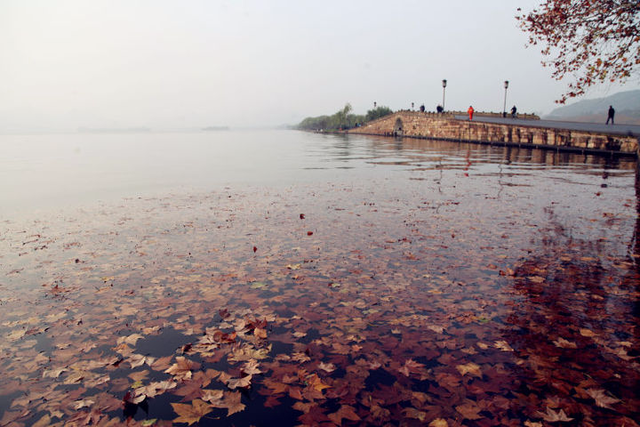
[1,0,637,132]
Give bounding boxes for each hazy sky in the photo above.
[1,0,638,131]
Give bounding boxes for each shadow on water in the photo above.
[316,135,638,176]
[502,206,640,424]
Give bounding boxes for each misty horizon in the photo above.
[2,1,638,133]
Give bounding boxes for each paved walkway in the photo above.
[453,115,640,137]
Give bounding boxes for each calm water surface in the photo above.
[1,129,635,214]
[0,130,638,426]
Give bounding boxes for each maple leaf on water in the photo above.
[171,399,214,425]
[164,356,200,380]
[72,399,95,410]
[318,362,336,373]
[305,373,331,392]
[553,338,578,349]
[585,389,620,409]
[226,375,253,390]
[455,400,483,420]
[42,368,68,379]
[228,344,270,362]
[399,359,425,376]
[402,407,427,422]
[535,407,574,423]
[456,362,482,378]
[210,391,245,417]
[136,380,177,399]
[123,391,146,405]
[201,389,224,404]
[494,340,514,352]
[128,354,156,369]
[328,405,361,425]
[118,333,145,346]
[241,360,263,375]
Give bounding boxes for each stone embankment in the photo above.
[348,111,639,156]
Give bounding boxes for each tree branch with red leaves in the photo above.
[517,0,640,103]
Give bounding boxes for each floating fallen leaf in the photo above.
[494,340,514,352]
[226,375,252,390]
[318,362,336,373]
[201,389,224,404]
[456,362,482,378]
[72,399,95,410]
[553,338,578,349]
[164,356,199,380]
[328,405,361,424]
[456,401,483,420]
[535,407,574,422]
[171,399,213,425]
[118,333,144,346]
[585,389,620,409]
[402,407,427,421]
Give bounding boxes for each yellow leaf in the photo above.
[306,373,331,392]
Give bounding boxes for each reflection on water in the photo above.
[1,131,635,216]
[0,131,638,425]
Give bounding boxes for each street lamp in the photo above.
[442,79,447,112]
[374,101,377,108]
[503,80,509,118]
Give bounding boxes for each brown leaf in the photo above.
[171,399,213,425]
[553,338,578,349]
[535,407,574,422]
[222,391,246,416]
[328,405,361,424]
[164,356,200,380]
[201,389,224,404]
[585,389,620,409]
[318,362,336,373]
[456,401,483,420]
[456,362,482,378]
[402,407,427,421]
[306,373,331,392]
[226,375,252,390]
[241,360,263,375]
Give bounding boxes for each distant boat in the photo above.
[202,126,230,131]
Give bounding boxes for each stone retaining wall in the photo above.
[348,111,638,156]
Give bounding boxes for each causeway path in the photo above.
[453,115,640,137]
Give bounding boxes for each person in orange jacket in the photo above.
[468,106,474,120]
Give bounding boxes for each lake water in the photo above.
[1,130,639,426]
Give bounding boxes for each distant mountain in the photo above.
[545,89,640,124]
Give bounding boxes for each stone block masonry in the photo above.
[348,111,639,156]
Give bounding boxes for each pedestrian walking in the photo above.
[467,106,474,120]
[606,105,615,125]
[511,105,517,118]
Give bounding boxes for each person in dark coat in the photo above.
[606,105,615,125]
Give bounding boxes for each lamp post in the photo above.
[442,79,447,112]
[374,101,377,109]
[503,80,509,118]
